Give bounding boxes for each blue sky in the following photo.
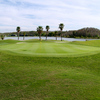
[0,0,100,32]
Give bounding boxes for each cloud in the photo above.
[0,0,100,32]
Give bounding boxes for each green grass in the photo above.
[71,40,100,47]
[0,39,100,100]
[0,39,100,57]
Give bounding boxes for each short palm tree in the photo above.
[1,34,5,40]
[16,26,20,40]
[46,25,50,40]
[23,32,26,40]
[59,23,64,41]
[55,31,58,40]
[37,26,43,41]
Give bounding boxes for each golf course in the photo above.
[0,39,100,100]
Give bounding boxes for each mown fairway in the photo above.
[0,39,100,57]
[0,39,100,100]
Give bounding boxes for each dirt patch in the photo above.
[16,42,26,44]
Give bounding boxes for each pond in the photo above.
[4,36,98,41]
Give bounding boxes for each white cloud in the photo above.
[0,0,100,32]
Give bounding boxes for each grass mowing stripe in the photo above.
[44,43,56,53]
[28,43,39,52]
[19,43,39,52]
[59,44,80,53]
[35,42,46,53]
[52,43,68,53]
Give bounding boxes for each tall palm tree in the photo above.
[37,26,43,41]
[46,25,50,40]
[23,32,26,40]
[16,26,20,40]
[55,31,58,40]
[59,23,64,41]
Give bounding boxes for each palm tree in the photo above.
[37,26,43,41]
[1,34,5,40]
[16,26,20,40]
[23,32,26,40]
[46,25,50,40]
[55,31,58,40]
[59,23,64,41]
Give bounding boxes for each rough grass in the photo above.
[0,39,100,100]
[71,40,100,47]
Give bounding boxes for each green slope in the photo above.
[0,39,100,100]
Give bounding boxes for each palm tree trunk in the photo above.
[56,36,57,40]
[61,30,62,41]
[18,32,19,40]
[46,31,48,40]
[39,34,40,40]
[40,34,41,41]
[46,33,47,40]
[23,36,25,40]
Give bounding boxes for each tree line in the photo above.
[16,23,64,41]
[65,27,100,38]
[0,23,64,41]
[1,25,100,40]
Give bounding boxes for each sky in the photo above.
[0,0,100,33]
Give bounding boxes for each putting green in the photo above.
[0,40,100,57]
